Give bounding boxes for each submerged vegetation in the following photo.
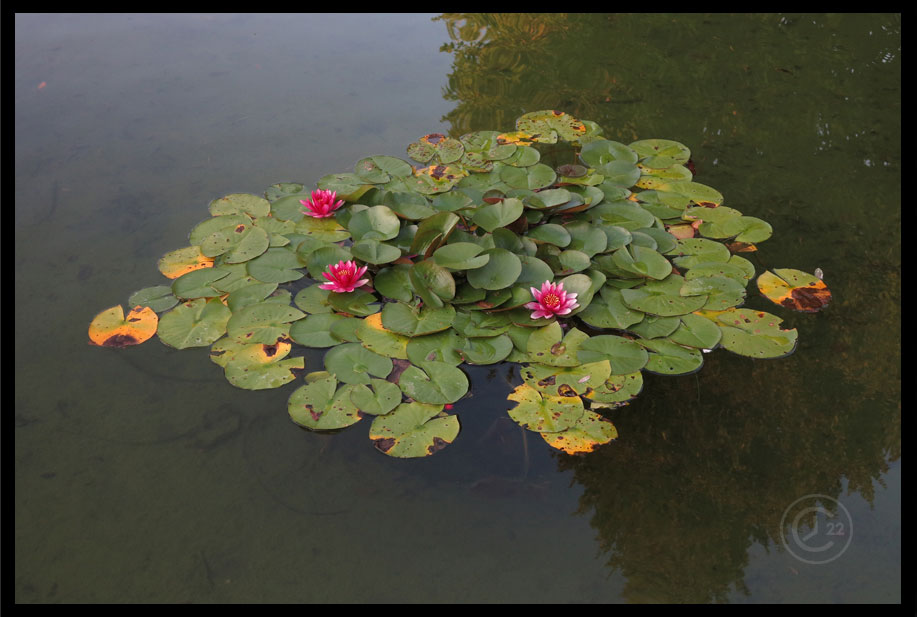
[89,110,829,458]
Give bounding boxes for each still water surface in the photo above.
[15,13,900,603]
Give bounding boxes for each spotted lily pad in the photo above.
[507,383,584,433]
[757,268,832,313]
[88,305,159,347]
[540,410,617,454]
[369,402,460,458]
[288,374,363,431]
[707,308,799,359]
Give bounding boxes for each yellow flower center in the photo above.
[541,292,560,308]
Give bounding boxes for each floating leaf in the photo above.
[757,268,832,313]
[157,246,214,280]
[288,374,363,430]
[348,379,403,416]
[540,410,617,454]
[209,193,271,218]
[381,302,455,337]
[397,361,469,404]
[472,197,525,232]
[577,334,649,375]
[516,110,587,142]
[323,342,393,385]
[708,308,799,359]
[356,313,409,359]
[88,305,158,347]
[369,402,460,458]
[466,248,522,290]
[158,298,232,349]
[225,356,304,390]
[639,338,704,375]
[226,302,305,345]
[128,286,178,313]
[507,383,584,433]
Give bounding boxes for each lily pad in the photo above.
[540,410,617,454]
[709,308,799,359]
[381,302,455,337]
[88,305,159,348]
[757,268,831,313]
[507,383,584,433]
[225,356,304,390]
[288,374,363,431]
[397,361,469,405]
[323,342,393,385]
[466,248,522,290]
[369,402,460,458]
[158,298,232,349]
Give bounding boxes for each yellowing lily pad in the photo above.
[157,246,215,280]
[88,305,158,347]
[507,383,584,433]
[757,268,832,313]
[540,410,618,454]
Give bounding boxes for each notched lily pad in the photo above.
[757,268,831,313]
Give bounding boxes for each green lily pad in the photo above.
[348,378,403,416]
[577,334,649,375]
[128,285,178,313]
[432,242,491,270]
[466,248,522,290]
[620,274,709,317]
[369,402,460,458]
[381,302,455,337]
[323,342,393,385]
[288,374,363,431]
[500,163,557,190]
[350,239,402,265]
[225,356,305,390]
[709,308,799,359]
[639,339,704,375]
[406,329,465,366]
[397,361,469,404]
[373,264,415,302]
[246,247,305,283]
[226,301,306,345]
[460,333,513,364]
[289,313,345,348]
[667,313,723,349]
[171,267,231,300]
[209,193,271,218]
[158,298,232,349]
[472,198,524,232]
[347,205,401,242]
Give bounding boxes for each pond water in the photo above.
[15,13,900,603]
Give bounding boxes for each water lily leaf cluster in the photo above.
[88,110,828,458]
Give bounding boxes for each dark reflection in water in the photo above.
[15,13,898,603]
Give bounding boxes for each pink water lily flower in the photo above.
[319,260,369,293]
[525,280,579,320]
[300,189,345,218]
